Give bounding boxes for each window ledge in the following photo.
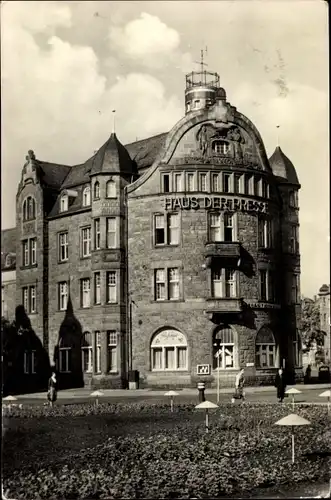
[151,369,189,373]
[58,260,69,264]
[154,244,180,248]
[20,264,38,270]
[152,299,184,304]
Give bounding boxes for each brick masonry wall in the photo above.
[2,273,16,320]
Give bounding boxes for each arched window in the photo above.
[58,337,71,373]
[293,330,302,367]
[255,327,276,368]
[106,180,116,198]
[151,329,188,371]
[212,140,230,155]
[82,186,91,207]
[81,332,93,373]
[213,325,235,369]
[60,194,68,213]
[94,181,100,200]
[23,196,36,221]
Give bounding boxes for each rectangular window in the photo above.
[155,269,166,301]
[168,268,179,300]
[81,278,91,308]
[22,287,29,311]
[162,173,170,193]
[225,269,236,298]
[168,213,179,245]
[224,213,233,242]
[210,213,221,242]
[94,219,101,250]
[268,270,275,302]
[200,173,207,192]
[177,347,187,369]
[24,351,29,374]
[22,240,29,266]
[258,219,272,248]
[223,173,231,193]
[165,347,175,369]
[212,269,222,298]
[187,173,195,192]
[59,232,68,262]
[234,174,241,194]
[290,225,299,254]
[81,227,91,257]
[95,331,101,373]
[254,176,261,196]
[155,214,165,245]
[59,282,68,311]
[107,331,117,372]
[260,270,267,301]
[24,350,37,374]
[30,238,37,265]
[59,348,71,373]
[152,348,163,370]
[244,174,251,195]
[174,173,183,192]
[94,272,101,304]
[261,179,268,198]
[291,274,299,304]
[106,217,116,249]
[107,271,117,303]
[30,286,36,313]
[211,173,219,192]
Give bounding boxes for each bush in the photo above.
[3,403,331,499]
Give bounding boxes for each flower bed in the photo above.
[3,403,331,499]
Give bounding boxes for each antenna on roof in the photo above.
[112,110,116,134]
[195,48,208,74]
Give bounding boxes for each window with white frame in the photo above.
[81,227,91,257]
[81,332,93,373]
[30,238,36,265]
[60,194,68,212]
[82,186,91,207]
[22,240,29,266]
[161,173,171,193]
[106,217,116,248]
[213,326,235,370]
[289,225,299,254]
[210,213,222,242]
[154,213,179,246]
[58,281,69,311]
[58,338,71,373]
[107,330,117,372]
[23,350,36,374]
[258,219,273,248]
[174,173,183,192]
[95,331,101,373]
[168,268,180,300]
[22,285,36,314]
[212,140,230,155]
[106,180,116,198]
[212,269,237,298]
[94,181,100,200]
[223,173,231,193]
[23,196,36,221]
[59,232,68,262]
[187,173,195,192]
[155,269,166,301]
[94,219,101,250]
[234,174,241,194]
[94,272,101,304]
[22,238,37,266]
[199,173,208,192]
[211,173,219,192]
[255,327,276,368]
[224,213,234,242]
[81,278,91,308]
[106,271,117,303]
[151,329,188,371]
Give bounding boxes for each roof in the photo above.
[125,132,168,170]
[89,133,136,176]
[1,228,16,271]
[38,161,71,189]
[268,147,299,185]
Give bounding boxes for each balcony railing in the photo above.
[205,242,241,266]
[205,297,244,314]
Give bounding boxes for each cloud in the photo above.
[108,12,193,70]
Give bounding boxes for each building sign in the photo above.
[151,330,186,347]
[197,364,211,375]
[164,196,268,213]
[246,362,255,367]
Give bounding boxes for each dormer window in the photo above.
[194,100,200,109]
[82,186,91,207]
[94,181,100,200]
[60,194,68,213]
[212,140,230,155]
[106,180,116,198]
[23,196,36,221]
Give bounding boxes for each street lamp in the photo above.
[285,387,302,411]
[275,413,310,464]
[214,342,221,403]
[164,390,179,412]
[195,400,219,433]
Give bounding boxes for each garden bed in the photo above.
[3,402,331,499]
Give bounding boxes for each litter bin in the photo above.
[129,370,140,390]
[318,365,330,383]
[197,382,206,403]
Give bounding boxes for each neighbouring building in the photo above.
[1,66,303,390]
[318,284,330,362]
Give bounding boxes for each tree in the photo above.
[298,298,326,352]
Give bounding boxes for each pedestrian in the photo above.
[274,368,286,402]
[47,371,58,407]
[234,368,245,400]
[304,364,311,384]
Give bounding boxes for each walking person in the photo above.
[47,371,58,407]
[274,368,286,403]
[234,368,245,401]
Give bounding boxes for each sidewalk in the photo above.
[11,383,331,400]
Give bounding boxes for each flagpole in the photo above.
[112,110,116,134]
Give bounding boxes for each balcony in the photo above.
[205,242,241,267]
[205,297,244,320]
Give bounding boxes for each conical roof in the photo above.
[195,401,219,409]
[275,413,310,426]
[269,146,299,185]
[90,133,136,176]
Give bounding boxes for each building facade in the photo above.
[1,68,303,389]
[318,284,330,362]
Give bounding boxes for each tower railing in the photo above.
[185,71,220,90]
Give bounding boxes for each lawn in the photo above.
[2,401,331,499]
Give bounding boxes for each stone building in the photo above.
[1,67,303,389]
[318,284,330,362]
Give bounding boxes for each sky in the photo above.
[1,0,329,298]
